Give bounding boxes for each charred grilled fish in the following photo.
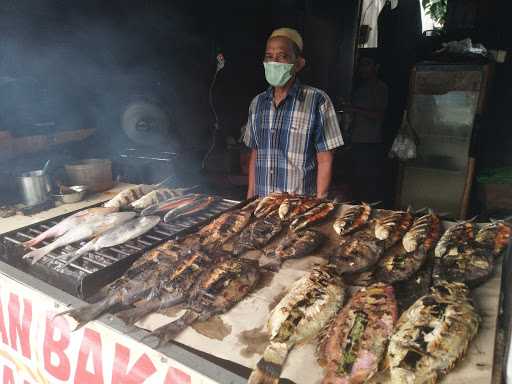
[433,243,494,287]
[287,197,323,220]
[434,219,475,259]
[290,201,335,232]
[374,243,428,284]
[394,255,434,314]
[262,229,325,270]
[23,212,137,264]
[249,266,345,384]
[331,229,383,274]
[144,258,260,345]
[234,211,283,255]
[57,216,161,270]
[318,283,397,384]
[387,281,480,384]
[197,209,252,249]
[22,206,117,248]
[333,202,372,236]
[130,186,198,210]
[278,197,302,220]
[375,210,414,249]
[475,220,512,257]
[163,195,218,223]
[58,249,214,329]
[402,212,442,253]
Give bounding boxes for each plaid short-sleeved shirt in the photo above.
[243,80,344,197]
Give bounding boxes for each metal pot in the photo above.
[17,170,51,206]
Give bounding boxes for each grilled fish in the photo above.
[104,185,156,209]
[144,258,260,346]
[198,209,252,249]
[331,229,383,274]
[249,266,345,384]
[254,193,289,218]
[375,210,414,249]
[59,249,214,329]
[23,212,137,264]
[262,229,325,270]
[287,197,323,220]
[22,206,117,248]
[374,243,428,284]
[434,219,475,259]
[164,195,218,223]
[402,212,442,253]
[290,201,335,232]
[278,197,302,220]
[234,211,283,255]
[318,283,397,384]
[333,202,372,236]
[432,243,494,287]
[475,220,512,257]
[394,255,434,314]
[130,186,198,210]
[57,216,161,270]
[387,281,480,384]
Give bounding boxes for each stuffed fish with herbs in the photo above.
[387,281,480,384]
[249,266,345,384]
[317,283,397,384]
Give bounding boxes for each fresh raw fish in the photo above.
[330,229,383,274]
[233,211,283,255]
[402,212,442,253]
[318,283,397,384]
[130,186,198,210]
[247,266,345,384]
[57,215,161,270]
[290,201,335,232]
[475,220,512,257]
[22,206,117,248]
[140,194,200,216]
[144,258,260,346]
[333,202,372,236]
[22,212,136,264]
[262,229,324,270]
[163,195,218,223]
[387,281,480,384]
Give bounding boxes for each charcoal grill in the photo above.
[0,197,242,298]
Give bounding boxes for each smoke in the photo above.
[0,0,214,154]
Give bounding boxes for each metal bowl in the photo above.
[53,185,88,204]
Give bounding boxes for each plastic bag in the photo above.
[389,111,417,161]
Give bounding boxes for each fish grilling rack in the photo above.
[0,197,243,299]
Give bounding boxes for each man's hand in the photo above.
[316,151,333,199]
[247,149,257,199]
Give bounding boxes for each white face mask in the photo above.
[263,61,294,87]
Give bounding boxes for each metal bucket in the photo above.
[65,158,113,192]
[17,170,51,206]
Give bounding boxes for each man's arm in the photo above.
[316,150,333,199]
[247,149,257,198]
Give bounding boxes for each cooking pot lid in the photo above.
[121,101,171,146]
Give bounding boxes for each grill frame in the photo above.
[0,197,244,298]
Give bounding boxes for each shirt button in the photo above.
[269,170,274,175]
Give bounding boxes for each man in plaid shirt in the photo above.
[243,28,344,198]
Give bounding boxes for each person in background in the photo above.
[346,54,389,204]
[243,27,344,199]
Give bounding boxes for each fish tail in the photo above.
[56,295,120,330]
[117,294,185,325]
[23,232,48,248]
[23,244,53,264]
[248,342,288,384]
[146,310,200,347]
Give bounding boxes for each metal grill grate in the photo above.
[0,197,241,297]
